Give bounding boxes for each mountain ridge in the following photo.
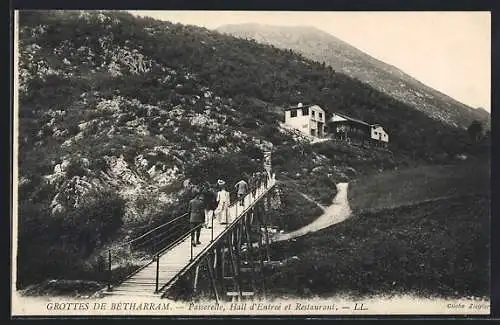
[216,23,490,129]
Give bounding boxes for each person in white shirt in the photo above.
[216,180,230,224]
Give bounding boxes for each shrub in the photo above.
[184,150,261,186]
[65,189,125,253]
[16,189,125,287]
[65,159,87,178]
[66,122,80,137]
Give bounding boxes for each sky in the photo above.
[129,11,491,112]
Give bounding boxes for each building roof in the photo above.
[284,104,321,111]
[331,112,370,126]
[331,113,387,130]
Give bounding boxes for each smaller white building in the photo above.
[284,103,326,138]
[370,124,389,143]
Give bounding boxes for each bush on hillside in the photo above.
[184,147,263,187]
[17,189,125,288]
[296,173,338,205]
[65,159,87,178]
[272,143,315,174]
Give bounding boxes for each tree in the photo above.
[467,120,484,142]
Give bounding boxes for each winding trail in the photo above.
[273,182,352,242]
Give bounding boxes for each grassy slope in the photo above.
[270,182,324,232]
[348,160,490,213]
[265,161,490,299]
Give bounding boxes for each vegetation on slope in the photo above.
[348,160,490,213]
[266,194,489,299]
[16,10,482,289]
[264,162,490,299]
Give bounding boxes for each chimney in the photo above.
[298,103,303,108]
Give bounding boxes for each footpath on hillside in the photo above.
[273,182,351,242]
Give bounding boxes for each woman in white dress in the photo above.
[215,179,230,224]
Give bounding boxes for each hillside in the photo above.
[216,24,491,129]
[16,10,479,288]
[264,161,490,299]
[348,161,490,214]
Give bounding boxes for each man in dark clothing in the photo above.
[249,172,258,198]
[235,177,249,207]
[188,193,205,246]
[262,170,269,188]
[202,183,218,228]
[256,171,264,189]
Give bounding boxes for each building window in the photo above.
[301,107,309,116]
[319,112,323,119]
[374,132,378,136]
[290,110,297,118]
[312,111,315,117]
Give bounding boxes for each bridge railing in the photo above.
[155,173,277,294]
[104,173,276,292]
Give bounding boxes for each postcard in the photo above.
[11,9,491,317]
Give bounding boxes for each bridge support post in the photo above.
[155,254,160,293]
[235,219,243,299]
[207,251,220,304]
[256,212,266,299]
[243,210,257,295]
[226,233,240,301]
[193,263,201,294]
[221,241,226,282]
[262,202,271,262]
[107,249,112,291]
[211,212,214,242]
[190,231,194,261]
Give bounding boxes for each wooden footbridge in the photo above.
[101,174,277,301]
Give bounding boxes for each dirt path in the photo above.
[272,183,351,242]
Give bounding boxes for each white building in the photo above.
[370,124,389,143]
[284,103,326,138]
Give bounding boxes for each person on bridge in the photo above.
[202,182,217,229]
[235,176,249,207]
[216,179,230,224]
[188,192,205,247]
[249,172,258,198]
[262,169,269,188]
[255,171,264,189]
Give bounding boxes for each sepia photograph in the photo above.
[11,9,491,316]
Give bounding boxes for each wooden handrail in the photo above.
[106,175,277,291]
